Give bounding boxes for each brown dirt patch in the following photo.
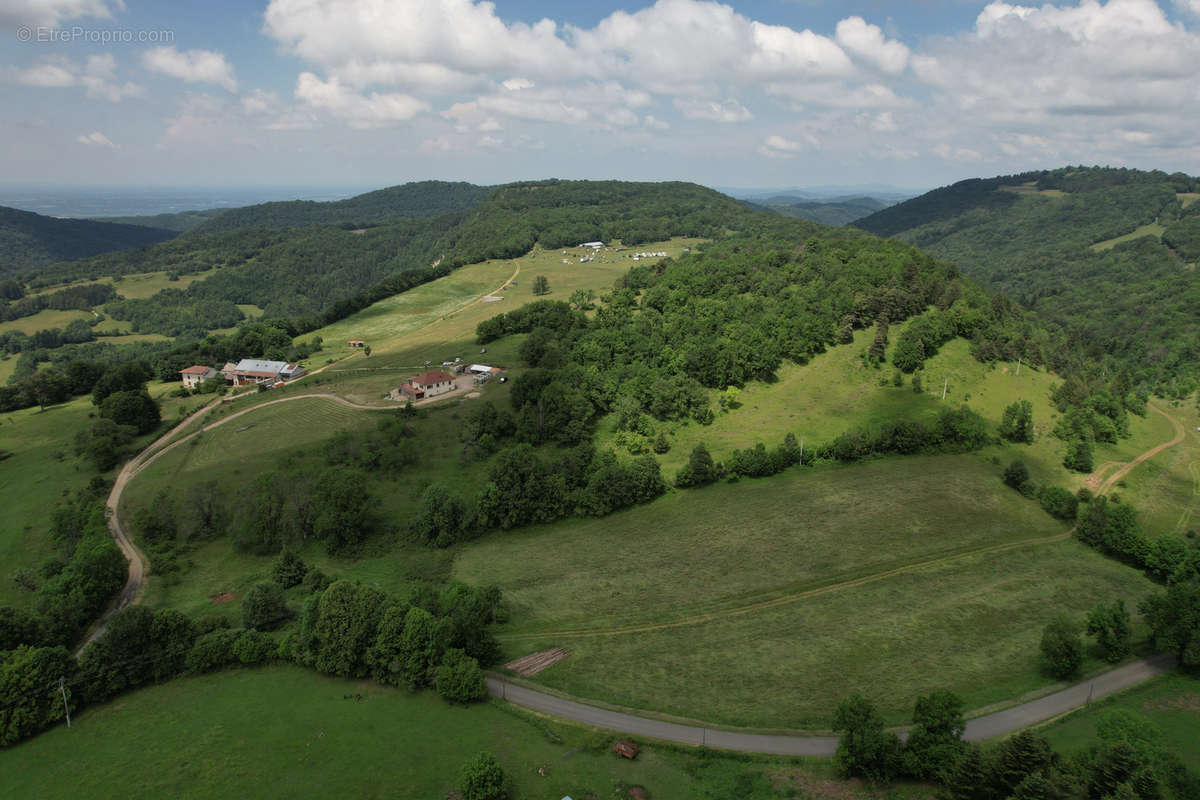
[211,592,235,604]
[504,647,570,676]
[775,771,887,800]
[1144,693,1200,714]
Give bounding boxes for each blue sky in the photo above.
[2,0,1199,191]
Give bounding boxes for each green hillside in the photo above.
[855,166,1200,395]
[24,180,754,338]
[191,180,491,234]
[760,195,888,225]
[90,208,225,233]
[0,205,176,278]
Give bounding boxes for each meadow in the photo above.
[0,380,205,609]
[489,539,1155,730]
[0,665,808,800]
[0,307,92,335]
[1090,221,1166,251]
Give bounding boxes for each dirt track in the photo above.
[81,260,523,648]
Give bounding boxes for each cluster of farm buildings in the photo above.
[396,363,501,400]
[179,359,306,389]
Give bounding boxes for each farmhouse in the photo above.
[179,365,217,388]
[226,358,306,387]
[347,340,365,348]
[399,369,456,400]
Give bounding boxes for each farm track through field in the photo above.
[501,402,1186,643]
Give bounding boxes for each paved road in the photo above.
[487,653,1177,755]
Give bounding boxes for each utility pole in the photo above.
[1016,357,1021,377]
[942,378,948,401]
[59,677,71,728]
[799,438,804,466]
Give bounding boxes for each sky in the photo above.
[2,0,1199,192]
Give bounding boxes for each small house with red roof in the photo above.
[180,365,217,388]
[399,369,456,400]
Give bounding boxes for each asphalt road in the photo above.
[487,653,1177,756]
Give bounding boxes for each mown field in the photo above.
[489,539,1155,730]
[0,665,817,800]
[455,455,1063,632]
[0,307,92,335]
[1041,671,1200,767]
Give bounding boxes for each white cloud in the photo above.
[674,97,753,122]
[142,47,238,93]
[643,115,670,130]
[757,133,818,158]
[76,130,117,148]
[295,72,428,128]
[835,16,909,73]
[3,53,142,101]
[1,0,118,27]
[1177,0,1200,16]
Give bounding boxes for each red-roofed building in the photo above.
[399,369,456,400]
[180,365,217,388]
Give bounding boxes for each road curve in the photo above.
[487,653,1176,755]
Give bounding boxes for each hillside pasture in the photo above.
[1090,221,1166,251]
[455,455,1062,633]
[0,307,91,335]
[306,239,703,402]
[1109,399,1200,538]
[1178,192,1200,208]
[0,665,734,800]
[490,539,1154,729]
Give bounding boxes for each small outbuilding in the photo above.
[579,241,604,249]
[180,365,217,388]
[347,340,365,348]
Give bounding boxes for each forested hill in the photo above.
[0,205,176,277]
[190,181,492,234]
[758,195,888,226]
[855,166,1200,395]
[28,180,756,337]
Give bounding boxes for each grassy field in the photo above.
[0,307,92,335]
[1090,221,1166,251]
[0,380,206,608]
[0,665,808,800]
[1178,192,1200,208]
[302,239,703,404]
[120,387,512,617]
[626,330,1062,475]
[455,455,1063,633]
[0,397,97,607]
[487,539,1155,729]
[1110,398,1200,538]
[110,268,219,300]
[1042,671,1200,767]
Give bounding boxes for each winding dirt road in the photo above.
[83,260,523,647]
